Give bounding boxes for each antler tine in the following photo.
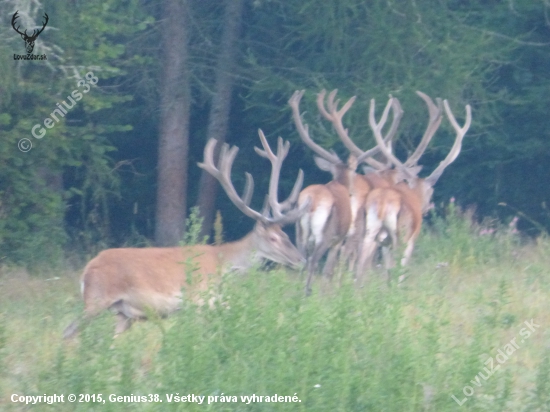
[383,95,404,147]
[279,169,304,212]
[242,172,254,206]
[255,129,308,223]
[255,129,288,218]
[254,129,290,162]
[316,89,331,120]
[289,90,341,164]
[356,96,403,167]
[318,89,390,170]
[198,138,266,223]
[403,91,444,167]
[425,100,472,185]
[316,89,360,155]
[369,97,414,177]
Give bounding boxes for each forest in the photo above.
[1,0,549,265]
[2,1,550,411]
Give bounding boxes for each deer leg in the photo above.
[356,208,383,287]
[401,239,415,266]
[63,318,81,339]
[381,246,395,269]
[114,313,134,336]
[63,294,112,339]
[322,240,343,279]
[305,240,332,295]
[340,206,363,274]
[341,231,361,274]
[381,246,394,285]
[356,235,378,287]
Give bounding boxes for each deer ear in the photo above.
[313,156,333,172]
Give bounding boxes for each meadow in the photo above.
[1,204,549,411]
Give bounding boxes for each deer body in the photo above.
[357,181,425,277]
[354,95,471,284]
[63,224,302,338]
[289,88,471,286]
[65,131,307,338]
[290,90,383,293]
[297,181,351,292]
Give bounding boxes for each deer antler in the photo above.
[317,89,392,170]
[368,96,417,178]
[198,132,308,226]
[403,91,443,167]
[370,94,471,184]
[254,129,304,218]
[289,90,342,165]
[424,100,472,185]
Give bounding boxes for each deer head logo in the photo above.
[12,11,49,54]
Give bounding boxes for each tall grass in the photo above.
[1,204,549,411]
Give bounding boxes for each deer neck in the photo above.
[215,230,262,272]
[334,165,352,188]
[396,179,433,215]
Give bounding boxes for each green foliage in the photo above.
[527,349,550,411]
[244,0,508,136]
[181,206,208,246]
[2,213,550,411]
[418,200,520,269]
[0,211,550,411]
[0,315,5,381]
[0,0,154,267]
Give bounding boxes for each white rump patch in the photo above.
[311,200,331,245]
[384,204,399,234]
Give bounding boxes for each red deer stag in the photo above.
[63,130,307,338]
[316,89,405,271]
[336,91,442,272]
[355,94,472,285]
[288,89,401,293]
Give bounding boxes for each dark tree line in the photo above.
[1,0,549,267]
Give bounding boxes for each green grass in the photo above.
[1,207,550,411]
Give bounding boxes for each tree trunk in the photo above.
[155,0,191,246]
[195,0,244,240]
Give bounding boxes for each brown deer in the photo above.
[355,94,472,285]
[63,130,307,338]
[288,89,401,293]
[316,89,405,272]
